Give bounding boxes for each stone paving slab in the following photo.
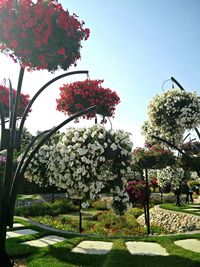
[12,223,24,228]
[7,223,24,229]
[126,241,169,256]
[174,239,200,253]
[22,235,65,247]
[72,241,113,255]
[6,229,38,239]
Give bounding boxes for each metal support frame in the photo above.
[0,67,96,266]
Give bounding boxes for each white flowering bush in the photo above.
[157,166,184,189]
[48,124,133,214]
[147,88,200,139]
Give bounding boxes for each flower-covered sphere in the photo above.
[48,125,132,200]
[0,0,90,71]
[148,88,200,136]
[25,125,133,214]
[56,79,120,121]
[141,120,183,146]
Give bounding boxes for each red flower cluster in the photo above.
[0,0,90,71]
[133,144,175,167]
[0,85,30,118]
[126,179,146,207]
[56,79,120,121]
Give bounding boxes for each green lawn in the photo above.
[160,203,200,216]
[6,217,200,267]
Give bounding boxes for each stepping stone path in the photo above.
[6,229,38,239]
[174,239,200,253]
[126,241,169,256]
[71,241,113,255]
[22,235,66,247]
[7,223,24,228]
[5,222,200,256]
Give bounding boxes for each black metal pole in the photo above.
[145,169,150,235]
[0,68,24,267]
[79,200,82,233]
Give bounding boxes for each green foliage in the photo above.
[90,199,110,210]
[14,199,79,217]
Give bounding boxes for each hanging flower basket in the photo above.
[133,145,176,169]
[0,0,90,71]
[148,88,200,135]
[0,85,30,118]
[138,156,157,169]
[56,79,120,121]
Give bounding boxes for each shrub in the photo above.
[90,199,109,210]
[14,199,79,217]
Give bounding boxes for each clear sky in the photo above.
[0,0,200,147]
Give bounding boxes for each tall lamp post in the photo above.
[0,67,96,267]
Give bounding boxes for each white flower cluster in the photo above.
[141,120,183,146]
[147,88,200,140]
[157,166,184,189]
[24,144,52,187]
[24,132,61,187]
[24,124,133,214]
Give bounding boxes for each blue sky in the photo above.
[0,0,200,147]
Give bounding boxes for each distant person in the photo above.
[189,187,193,203]
[186,184,193,204]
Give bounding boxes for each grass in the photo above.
[7,217,200,267]
[160,203,200,216]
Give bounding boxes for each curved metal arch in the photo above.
[0,103,5,150]
[8,78,14,127]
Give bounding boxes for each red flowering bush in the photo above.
[0,0,90,71]
[0,85,30,118]
[56,79,120,121]
[126,179,146,207]
[149,177,159,192]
